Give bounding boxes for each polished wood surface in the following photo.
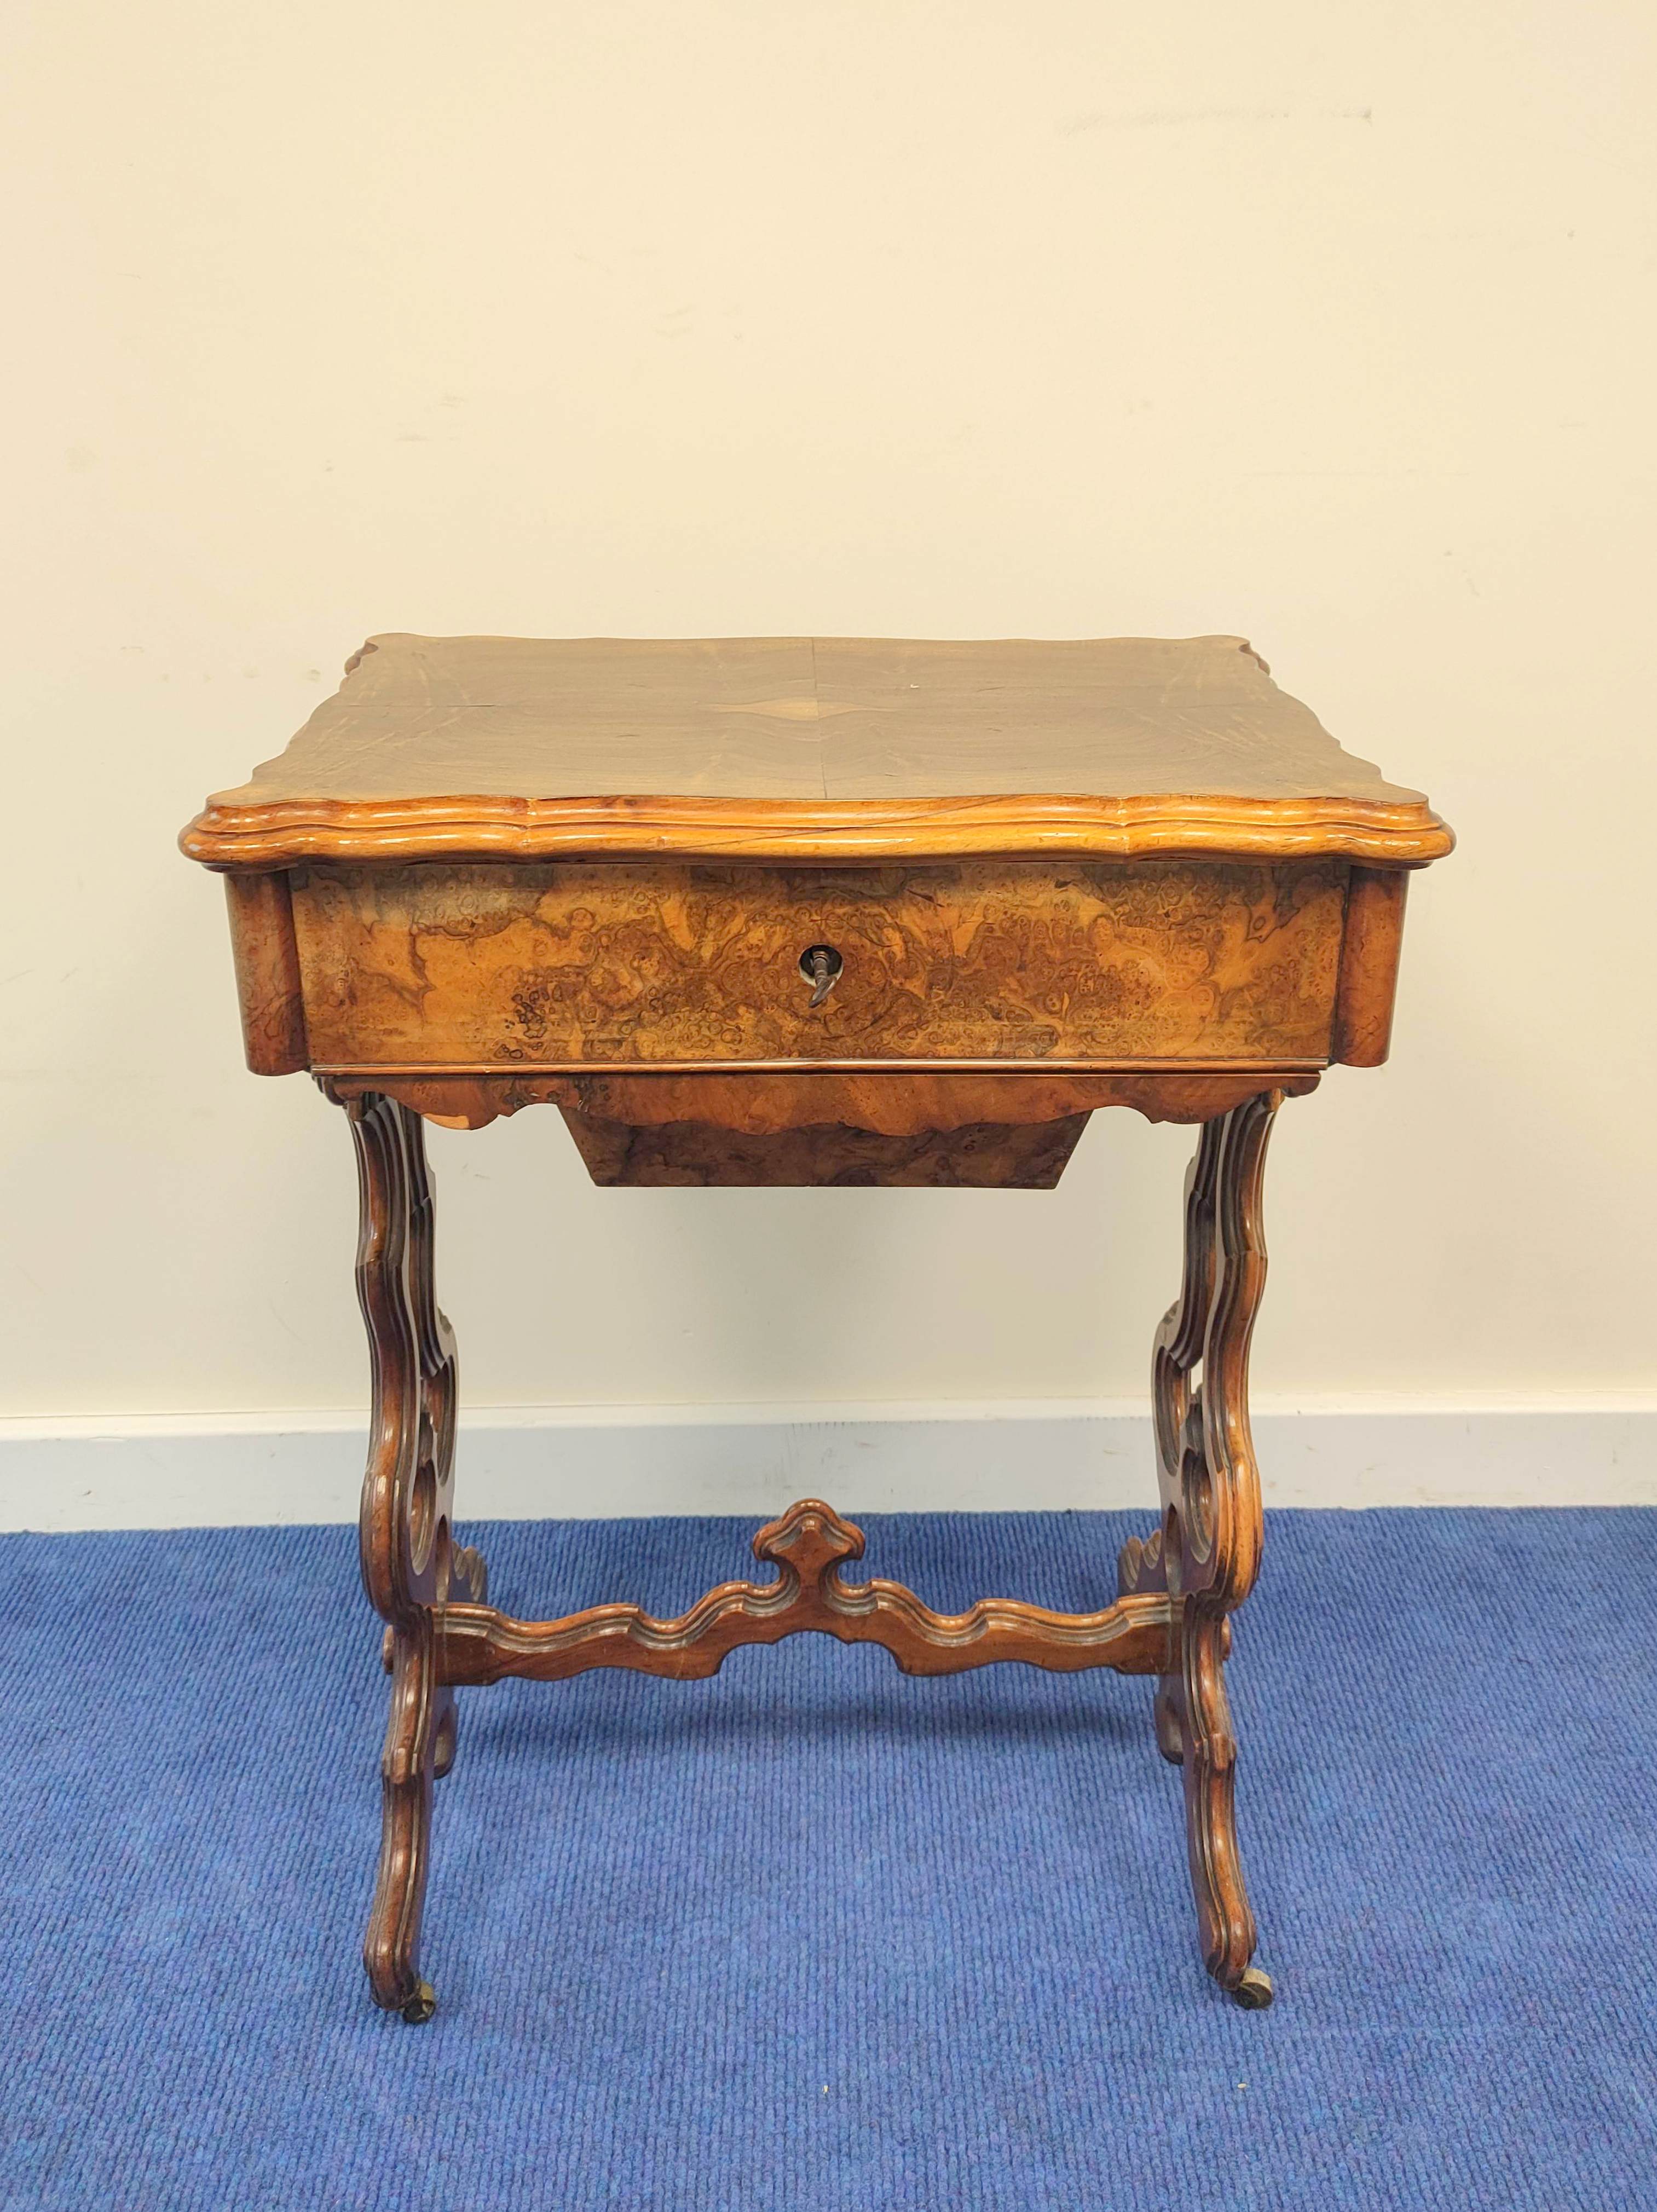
[440,1496,1172,1686]
[557,1105,1094,1187]
[224,871,308,1076]
[181,634,1453,867]
[289,857,1348,1072]
[1119,1091,1281,2006]
[321,1068,1321,1136]
[1332,865,1409,1067]
[186,631,1451,2016]
[348,1093,488,2023]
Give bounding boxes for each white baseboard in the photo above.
[0,1400,1652,1532]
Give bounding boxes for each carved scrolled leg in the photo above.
[1121,1117,1223,1766]
[368,1616,439,2024]
[345,1090,486,2023]
[1122,1094,1280,2007]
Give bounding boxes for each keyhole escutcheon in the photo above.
[799,944,843,1007]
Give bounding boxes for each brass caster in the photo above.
[1230,1968,1274,2011]
[400,1980,437,2025]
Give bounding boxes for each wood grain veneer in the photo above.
[1332,865,1409,1066]
[316,1069,1321,1134]
[556,1107,1093,1187]
[288,858,1348,1071]
[181,634,1454,868]
[224,870,308,1075]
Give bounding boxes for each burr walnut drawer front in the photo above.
[289,858,1348,1068]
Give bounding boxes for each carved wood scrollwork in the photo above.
[438,1498,1172,1688]
[343,1090,487,2022]
[1119,1091,1281,2008]
[327,1078,1286,2023]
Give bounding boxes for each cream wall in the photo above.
[3,1,1654,1429]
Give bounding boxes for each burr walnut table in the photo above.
[181,632,1452,2021]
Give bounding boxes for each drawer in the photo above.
[290,858,1348,1069]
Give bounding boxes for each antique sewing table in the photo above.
[181,633,1451,2021]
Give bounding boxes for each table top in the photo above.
[181,633,1453,868]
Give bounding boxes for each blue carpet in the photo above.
[4,1509,1655,2211]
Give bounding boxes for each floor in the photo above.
[4,1508,1654,2210]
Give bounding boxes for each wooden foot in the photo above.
[342,1089,488,2016]
[1120,1092,1282,2001]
